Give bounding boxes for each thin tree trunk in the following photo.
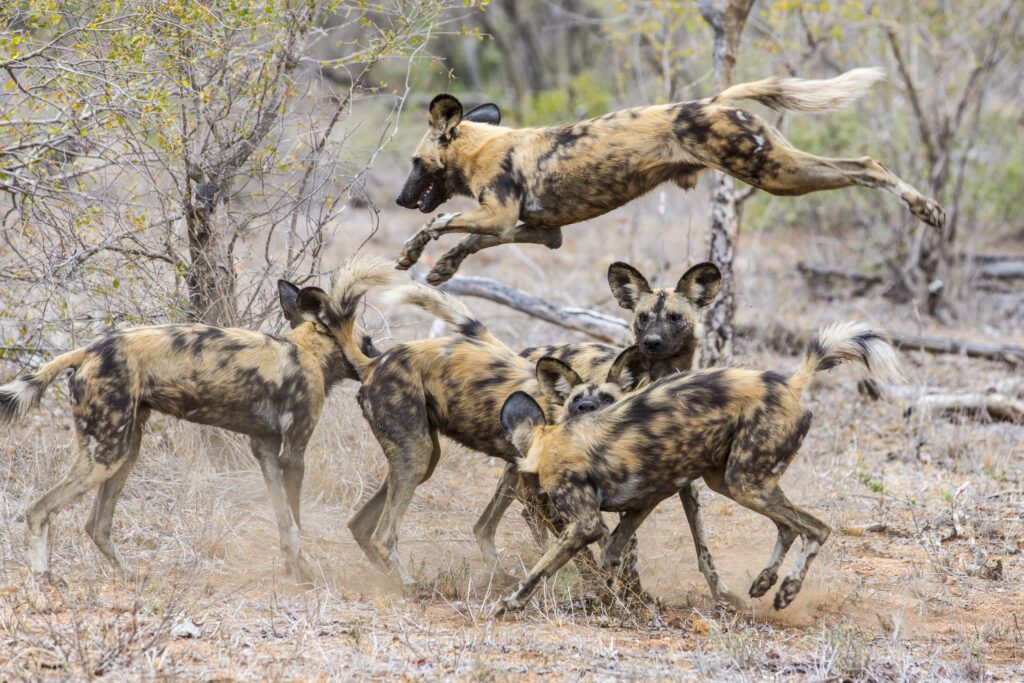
[697,0,755,367]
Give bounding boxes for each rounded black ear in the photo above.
[607,345,649,392]
[463,102,501,126]
[536,357,583,401]
[676,262,722,307]
[500,391,547,455]
[277,280,301,325]
[295,286,329,324]
[607,262,652,310]
[428,94,463,139]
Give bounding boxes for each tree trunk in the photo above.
[184,182,237,326]
[697,0,755,367]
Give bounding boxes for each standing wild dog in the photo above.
[0,266,387,585]
[473,259,722,597]
[330,270,644,586]
[394,67,946,284]
[495,322,904,614]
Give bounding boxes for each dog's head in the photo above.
[396,94,502,212]
[607,262,721,368]
[535,346,647,423]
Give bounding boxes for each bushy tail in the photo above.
[714,67,886,113]
[328,256,396,381]
[788,321,903,396]
[386,283,509,351]
[0,348,88,424]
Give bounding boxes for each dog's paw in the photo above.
[287,556,317,587]
[396,230,433,270]
[426,212,460,237]
[907,195,946,229]
[773,576,802,610]
[748,567,779,599]
[489,596,516,619]
[34,571,67,589]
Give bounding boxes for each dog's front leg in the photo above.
[396,203,519,271]
[427,224,563,285]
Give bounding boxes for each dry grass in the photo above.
[1,193,1022,680]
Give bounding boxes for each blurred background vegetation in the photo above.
[1,0,1021,367]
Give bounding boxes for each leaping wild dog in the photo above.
[495,322,904,615]
[395,67,946,285]
[333,272,645,587]
[474,259,722,598]
[0,266,387,586]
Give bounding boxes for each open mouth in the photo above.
[416,182,436,212]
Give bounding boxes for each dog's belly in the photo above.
[524,162,697,227]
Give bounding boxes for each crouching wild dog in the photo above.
[0,265,388,585]
[333,270,644,587]
[395,67,946,284]
[496,322,904,614]
[475,260,722,597]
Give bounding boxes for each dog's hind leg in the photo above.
[25,443,127,586]
[712,140,944,228]
[426,225,563,285]
[349,481,390,572]
[368,420,440,588]
[84,407,150,579]
[251,435,310,582]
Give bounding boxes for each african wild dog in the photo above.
[331,273,645,587]
[394,68,946,285]
[495,322,904,614]
[473,259,722,596]
[0,265,388,586]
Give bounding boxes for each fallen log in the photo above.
[886,331,1024,365]
[796,262,883,297]
[413,272,631,344]
[896,390,1024,423]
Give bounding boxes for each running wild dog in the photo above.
[334,273,645,586]
[495,322,904,614]
[0,267,387,585]
[475,259,722,595]
[394,68,946,284]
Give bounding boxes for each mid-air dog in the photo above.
[395,67,945,284]
[0,268,386,585]
[495,322,904,614]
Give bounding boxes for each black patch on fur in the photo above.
[492,149,525,206]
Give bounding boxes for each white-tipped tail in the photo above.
[386,283,476,329]
[0,378,45,424]
[715,67,886,113]
[331,255,398,318]
[0,347,88,425]
[790,320,904,394]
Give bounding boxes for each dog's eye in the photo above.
[637,313,649,324]
[670,312,683,322]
